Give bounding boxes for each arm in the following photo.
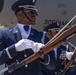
[0,30,18,65]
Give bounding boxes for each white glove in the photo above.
[66,51,74,60]
[31,42,45,53]
[15,39,33,52]
[15,39,45,53]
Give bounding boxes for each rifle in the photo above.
[0,25,76,74]
[57,44,76,75]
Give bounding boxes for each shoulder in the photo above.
[32,28,48,37]
[32,28,43,33]
[0,27,14,37]
[32,28,44,36]
[32,28,49,43]
[1,27,13,32]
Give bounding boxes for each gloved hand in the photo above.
[66,51,74,60]
[15,39,33,52]
[15,39,45,53]
[31,42,45,53]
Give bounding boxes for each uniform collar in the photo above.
[17,23,32,30]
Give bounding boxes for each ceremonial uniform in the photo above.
[42,22,69,75]
[42,45,69,75]
[0,0,50,75]
[0,24,49,75]
[68,44,76,75]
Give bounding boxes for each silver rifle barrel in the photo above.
[0,59,25,74]
[0,67,8,74]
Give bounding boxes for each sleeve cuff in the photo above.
[6,44,18,59]
[39,54,50,65]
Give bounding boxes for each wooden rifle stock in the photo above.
[24,25,76,65]
[7,25,76,73]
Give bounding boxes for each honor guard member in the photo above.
[66,44,76,75]
[0,0,50,75]
[41,22,69,75]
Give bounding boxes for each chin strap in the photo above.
[22,10,34,25]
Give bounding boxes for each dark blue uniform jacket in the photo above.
[42,45,70,75]
[0,25,49,75]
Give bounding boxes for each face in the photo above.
[16,8,37,25]
[47,30,58,39]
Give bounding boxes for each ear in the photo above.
[16,11,24,19]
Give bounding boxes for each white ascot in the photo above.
[17,23,31,39]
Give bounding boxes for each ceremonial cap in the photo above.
[44,22,60,32]
[11,0,37,12]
